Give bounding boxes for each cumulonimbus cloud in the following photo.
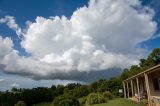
[0,0,157,81]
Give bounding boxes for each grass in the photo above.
[92,98,144,106]
[32,102,52,106]
[32,98,144,106]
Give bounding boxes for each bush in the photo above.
[79,97,87,106]
[78,97,87,106]
[86,93,106,105]
[59,99,76,106]
[140,99,148,105]
[14,101,26,106]
[103,91,113,100]
[53,94,79,106]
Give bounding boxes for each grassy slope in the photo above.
[32,102,52,106]
[32,98,144,106]
[92,98,144,106]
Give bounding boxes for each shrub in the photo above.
[103,91,113,100]
[140,99,148,105]
[79,97,87,106]
[86,93,106,105]
[53,94,79,106]
[59,99,75,106]
[14,101,26,106]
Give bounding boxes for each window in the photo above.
[153,77,160,91]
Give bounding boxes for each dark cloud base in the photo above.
[1,68,122,83]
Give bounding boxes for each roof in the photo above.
[123,64,160,82]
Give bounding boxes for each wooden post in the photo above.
[127,81,129,98]
[136,77,140,102]
[144,73,151,106]
[131,80,134,97]
[123,81,127,98]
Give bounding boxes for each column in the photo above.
[123,81,127,98]
[136,77,140,102]
[131,80,134,97]
[144,73,151,106]
[127,81,129,98]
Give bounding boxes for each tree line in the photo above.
[0,78,122,106]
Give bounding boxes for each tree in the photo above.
[89,82,98,93]
[97,79,108,92]
[56,85,64,95]
[73,85,89,98]
[148,48,160,65]
[120,48,160,81]
[53,94,79,106]
[107,77,122,96]
[120,68,130,80]
[139,58,155,71]
[66,83,81,90]
[129,65,140,76]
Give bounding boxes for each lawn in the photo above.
[92,98,144,106]
[32,98,144,106]
[32,102,52,106]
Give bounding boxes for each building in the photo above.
[123,64,160,106]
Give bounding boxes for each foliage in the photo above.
[120,48,160,80]
[79,97,87,106]
[97,79,108,93]
[14,101,26,106]
[86,93,106,105]
[148,48,160,65]
[107,77,122,96]
[103,91,113,100]
[0,78,122,106]
[73,85,89,98]
[53,94,79,106]
[140,99,148,105]
[89,82,98,93]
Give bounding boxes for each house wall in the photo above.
[139,77,146,93]
[148,70,160,106]
[148,71,160,97]
[133,79,138,94]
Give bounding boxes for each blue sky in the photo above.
[0,0,160,90]
[140,0,160,50]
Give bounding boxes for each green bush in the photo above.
[86,93,106,105]
[79,97,87,106]
[103,91,113,100]
[59,99,79,106]
[140,99,148,105]
[14,101,26,106]
[53,94,79,106]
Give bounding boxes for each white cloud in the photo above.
[151,33,160,40]
[0,16,22,37]
[0,78,5,82]
[0,36,13,60]
[11,83,20,87]
[0,0,157,81]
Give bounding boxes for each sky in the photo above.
[0,0,160,91]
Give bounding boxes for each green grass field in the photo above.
[32,102,52,106]
[92,98,144,106]
[32,98,144,106]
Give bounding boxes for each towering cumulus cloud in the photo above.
[0,0,157,81]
